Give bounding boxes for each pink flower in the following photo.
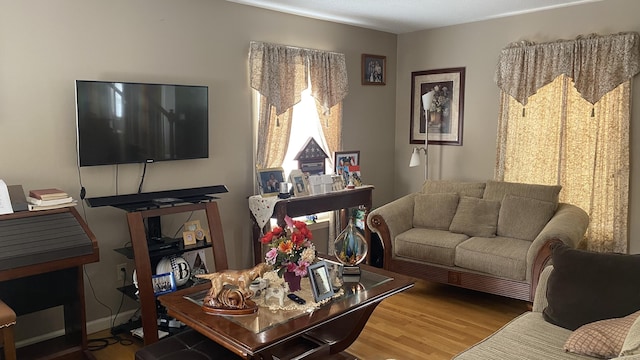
[265,248,278,264]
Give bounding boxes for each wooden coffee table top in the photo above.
[158,264,414,358]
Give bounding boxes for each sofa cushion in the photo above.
[395,228,468,266]
[621,315,640,356]
[454,236,529,281]
[543,243,640,331]
[451,312,578,360]
[564,311,640,359]
[449,197,500,237]
[483,180,562,208]
[497,194,556,240]
[422,180,486,198]
[413,193,459,230]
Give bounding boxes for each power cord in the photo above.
[87,268,133,351]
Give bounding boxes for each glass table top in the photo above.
[183,268,393,333]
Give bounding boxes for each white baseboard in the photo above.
[15,309,139,348]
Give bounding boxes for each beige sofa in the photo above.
[454,265,640,359]
[366,180,589,301]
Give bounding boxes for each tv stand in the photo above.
[85,185,229,211]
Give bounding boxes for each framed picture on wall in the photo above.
[362,54,386,85]
[410,67,465,145]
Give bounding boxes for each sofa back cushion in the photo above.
[422,180,486,198]
[543,243,640,331]
[497,194,556,240]
[413,193,459,230]
[483,180,562,208]
[449,197,500,237]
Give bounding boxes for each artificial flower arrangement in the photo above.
[261,216,316,277]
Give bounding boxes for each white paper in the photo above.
[0,180,14,215]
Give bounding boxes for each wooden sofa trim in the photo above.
[369,214,559,302]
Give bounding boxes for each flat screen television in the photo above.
[75,80,209,167]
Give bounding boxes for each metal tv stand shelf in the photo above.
[87,186,230,346]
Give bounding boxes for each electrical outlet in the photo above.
[116,263,127,281]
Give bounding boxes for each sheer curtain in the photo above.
[495,32,639,252]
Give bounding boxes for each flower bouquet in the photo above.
[261,216,316,279]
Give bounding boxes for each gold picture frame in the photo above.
[182,231,197,246]
[289,169,310,197]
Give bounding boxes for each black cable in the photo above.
[138,162,148,194]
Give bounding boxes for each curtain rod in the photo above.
[250,40,344,56]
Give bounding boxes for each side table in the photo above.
[249,185,374,265]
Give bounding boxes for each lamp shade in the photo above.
[409,148,421,167]
[421,91,435,113]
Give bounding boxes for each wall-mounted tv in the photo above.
[75,80,209,167]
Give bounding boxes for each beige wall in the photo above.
[395,0,640,252]
[0,0,397,339]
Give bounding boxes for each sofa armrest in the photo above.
[531,265,554,313]
[526,203,589,282]
[366,193,417,270]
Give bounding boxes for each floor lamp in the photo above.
[410,91,435,179]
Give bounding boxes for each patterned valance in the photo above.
[496,32,640,105]
[249,41,348,115]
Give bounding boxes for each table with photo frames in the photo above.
[249,185,374,266]
[158,262,414,359]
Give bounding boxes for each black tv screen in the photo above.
[75,80,209,167]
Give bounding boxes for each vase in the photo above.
[429,111,442,125]
[334,217,368,267]
[283,271,302,292]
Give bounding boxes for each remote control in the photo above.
[287,293,306,305]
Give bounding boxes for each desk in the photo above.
[249,186,374,266]
[159,264,414,359]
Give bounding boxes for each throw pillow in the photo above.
[483,180,562,208]
[421,180,486,198]
[564,310,640,358]
[621,314,640,356]
[543,243,640,331]
[497,194,556,240]
[413,193,459,230]
[449,197,500,237]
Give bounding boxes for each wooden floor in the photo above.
[89,280,528,360]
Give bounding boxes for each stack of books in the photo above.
[27,188,77,211]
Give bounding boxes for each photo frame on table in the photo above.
[362,54,386,85]
[334,151,360,186]
[410,67,465,146]
[257,167,285,197]
[308,261,335,302]
[152,272,177,296]
[289,169,310,197]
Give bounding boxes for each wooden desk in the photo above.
[250,186,374,266]
[0,208,100,360]
[159,264,414,359]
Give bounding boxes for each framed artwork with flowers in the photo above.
[410,67,465,145]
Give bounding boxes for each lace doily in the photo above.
[248,195,280,233]
[255,271,343,311]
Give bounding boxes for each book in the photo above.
[28,200,78,212]
[29,188,69,201]
[27,196,74,206]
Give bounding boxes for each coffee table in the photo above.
[158,264,414,359]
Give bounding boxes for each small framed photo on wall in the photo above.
[362,54,386,85]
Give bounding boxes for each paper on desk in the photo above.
[0,180,14,215]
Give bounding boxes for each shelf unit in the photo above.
[120,201,228,345]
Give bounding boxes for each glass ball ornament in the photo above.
[334,218,368,266]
